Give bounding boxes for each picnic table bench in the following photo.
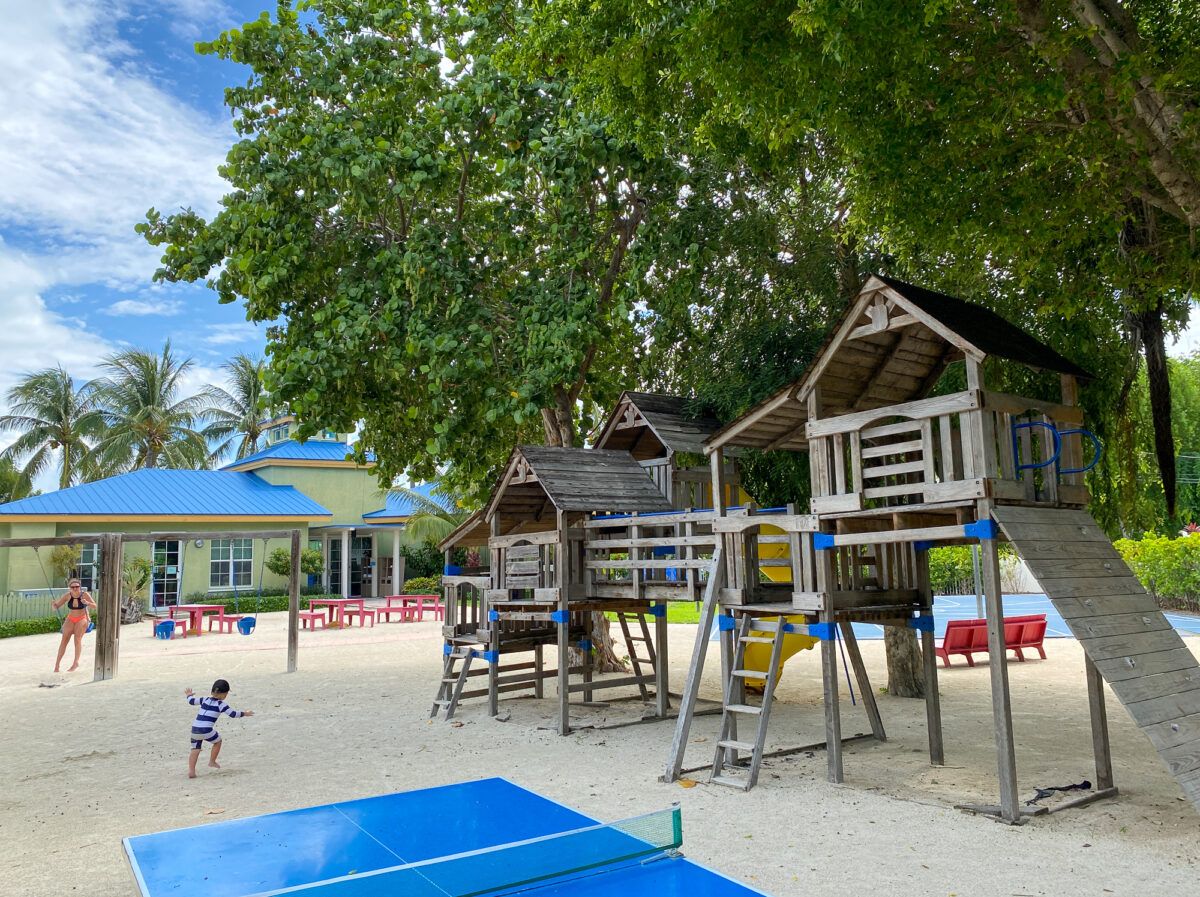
[935,613,1048,667]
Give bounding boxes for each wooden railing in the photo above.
[809,390,1088,514]
[583,509,718,601]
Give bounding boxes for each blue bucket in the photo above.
[154,620,175,640]
[443,564,462,576]
[237,617,256,636]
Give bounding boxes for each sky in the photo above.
[0,1,1197,494]
[0,0,270,463]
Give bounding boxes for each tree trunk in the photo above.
[1138,302,1177,516]
[884,625,925,698]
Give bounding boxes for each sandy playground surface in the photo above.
[1,612,1198,897]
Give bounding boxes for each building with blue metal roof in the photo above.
[0,415,433,608]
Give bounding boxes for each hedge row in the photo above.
[0,617,64,639]
[1115,533,1200,614]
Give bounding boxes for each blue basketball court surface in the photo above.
[845,592,1200,641]
[123,778,767,897]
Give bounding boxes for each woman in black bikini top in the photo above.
[52,579,95,673]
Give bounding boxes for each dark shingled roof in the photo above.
[876,275,1092,379]
[485,446,673,523]
[518,446,673,512]
[595,391,722,457]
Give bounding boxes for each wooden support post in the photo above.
[916,545,944,765]
[556,509,570,736]
[488,623,500,717]
[287,529,301,673]
[654,603,669,718]
[534,644,544,699]
[815,533,843,783]
[582,610,594,704]
[93,533,123,682]
[719,609,740,767]
[1084,654,1115,791]
[839,622,885,742]
[662,547,724,783]
[980,526,1020,823]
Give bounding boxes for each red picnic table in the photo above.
[309,597,365,628]
[170,603,225,636]
[382,594,444,622]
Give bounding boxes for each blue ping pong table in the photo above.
[123,778,769,896]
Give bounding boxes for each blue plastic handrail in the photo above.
[1057,427,1104,475]
[1011,420,1062,475]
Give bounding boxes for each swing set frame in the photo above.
[0,529,303,683]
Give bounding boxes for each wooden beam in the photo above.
[287,529,301,673]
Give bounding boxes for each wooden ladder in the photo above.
[710,614,789,790]
[430,645,474,720]
[616,611,657,701]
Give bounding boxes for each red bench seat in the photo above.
[936,613,1048,667]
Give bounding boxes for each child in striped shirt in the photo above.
[185,679,254,778]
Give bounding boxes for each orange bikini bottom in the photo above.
[66,614,88,625]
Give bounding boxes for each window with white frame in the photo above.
[210,539,253,590]
[77,543,99,592]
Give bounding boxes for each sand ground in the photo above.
[1,613,1198,897]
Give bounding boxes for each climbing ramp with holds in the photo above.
[993,506,1200,811]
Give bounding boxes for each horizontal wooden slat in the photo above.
[1109,667,1200,706]
[863,482,925,499]
[585,559,712,570]
[1069,611,1173,639]
[862,460,925,479]
[861,440,922,459]
[505,560,541,575]
[860,419,924,441]
[807,391,977,439]
[1053,593,1159,619]
[1093,647,1200,684]
[1077,628,1186,662]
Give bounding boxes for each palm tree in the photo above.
[91,343,213,471]
[202,354,272,461]
[391,483,471,547]
[0,367,105,490]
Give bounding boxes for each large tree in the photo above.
[138,0,697,502]
[524,0,1200,517]
[202,353,272,462]
[91,344,212,471]
[0,367,105,490]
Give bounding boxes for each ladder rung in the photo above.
[726,703,762,715]
[718,739,757,752]
[710,774,751,790]
[730,670,760,678]
[739,636,774,644]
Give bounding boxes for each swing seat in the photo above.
[85,622,95,633]
[236,617,256,635]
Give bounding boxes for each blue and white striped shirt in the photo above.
[187,695,244,736]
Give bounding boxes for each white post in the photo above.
[392,529,402,594]
[340,529,351,598]
[321,534,330,593]
[370,532,379,597]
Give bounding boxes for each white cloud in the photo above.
[202,321,258,346]
[0,1,242,493]
[0,0,232,283]
[105,297,183,316]
[1170,306,1200,359]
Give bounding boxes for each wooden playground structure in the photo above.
[434,275,1200,823]
[3,529,305,681]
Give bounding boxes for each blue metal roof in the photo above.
[362,483,439,519]
[223,439,371,470]
[0,469,332,518]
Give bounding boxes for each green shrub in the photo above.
[402,576,441,594]
[928,546,975,595]
[1115,532,1200,613]
[265,546,325,578]
[0,616,63,639]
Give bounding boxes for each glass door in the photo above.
[151,540,183,609]
[329,537,343,596]
[350,536,372,598]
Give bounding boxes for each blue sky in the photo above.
[0,1,272,425]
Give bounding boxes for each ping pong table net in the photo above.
[256,805,683,897]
